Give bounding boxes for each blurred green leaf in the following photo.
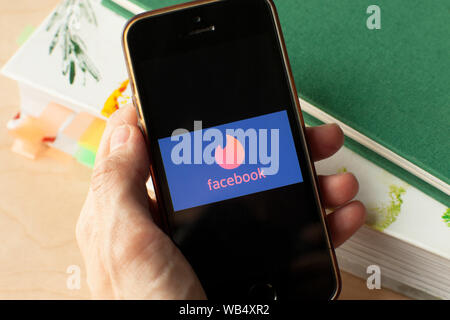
[46,0,99,85]
[69,60,75,84]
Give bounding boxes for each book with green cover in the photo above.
[102,0,449,206]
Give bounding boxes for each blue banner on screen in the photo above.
[158,110,303,211]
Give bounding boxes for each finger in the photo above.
[95,105,138,164]
[318,172,359,208]
[327,200,366,247]
[306,123,344,162]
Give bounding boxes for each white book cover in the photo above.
[1,0,132,118]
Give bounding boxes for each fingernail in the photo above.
[110,125,130,151]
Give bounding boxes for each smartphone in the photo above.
[123,0,340,300]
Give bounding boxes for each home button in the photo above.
[248,283,277,300]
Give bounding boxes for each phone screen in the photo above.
[126,0,338,299]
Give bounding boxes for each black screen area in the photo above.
[126,0,338,299]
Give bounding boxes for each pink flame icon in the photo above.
[215,135,245,170]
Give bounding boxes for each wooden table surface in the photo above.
[0,0,409,300]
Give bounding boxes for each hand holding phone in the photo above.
[76,105,364,299]
[76,0,366,300]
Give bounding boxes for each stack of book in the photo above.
[2,0,449,299]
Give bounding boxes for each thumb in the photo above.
[110,124,132,152]
[90,123,150,212]
[78,109,206,299]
